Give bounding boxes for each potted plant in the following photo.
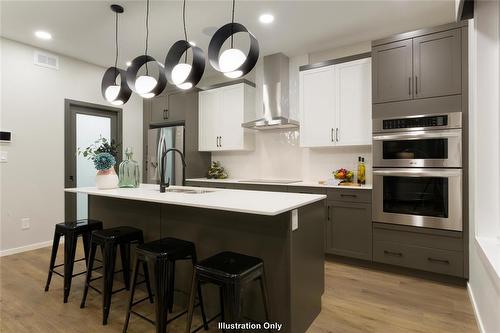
[78,137,120,189]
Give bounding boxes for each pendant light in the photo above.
[165,0,205,90]
[126,0,166,98]
[208,0,259,78]
[101,4,131,106]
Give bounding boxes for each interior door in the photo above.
[335,58,372,146]
[198,89,219,151]
[299,66,336,147]
[219,84,244,150]
[64,99,122,221]
[413,29,461,99]
[372,39,413,103]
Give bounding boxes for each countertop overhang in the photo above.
[65,184,326,216]
[186,178,372,190]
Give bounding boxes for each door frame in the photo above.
[64,99,123,221]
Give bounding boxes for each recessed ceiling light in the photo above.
[259,13,274,24]
[35,30,52,40]
[126,61,132,67]
[189,41,196,46]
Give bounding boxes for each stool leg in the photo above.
[45,231,61,292]
[82,232,91,264]
[63,231,78,303]
[153,259,169,333]
[120,243,131,290]
[102,242,117,325]
[80,241,97,308]
[185,271,198,333]
[167,261,175,313]
[223,284,242,333]
[259,269,271,331]
[142,261,154,303]
[123,258,141,333]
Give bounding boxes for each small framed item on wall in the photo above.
[0,131,12,142]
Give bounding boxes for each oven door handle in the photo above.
[372,129,462,141]
[373,168,462,177]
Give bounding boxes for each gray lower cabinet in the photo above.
[326,200,372,260]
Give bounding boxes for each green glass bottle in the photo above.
[118,148,140,188]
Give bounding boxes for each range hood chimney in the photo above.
[242,53,299,130]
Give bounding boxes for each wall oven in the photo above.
[372,168,462,231]
[372,112,463,231]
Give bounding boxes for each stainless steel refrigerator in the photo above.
[146,125,184,185]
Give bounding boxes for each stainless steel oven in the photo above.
[372,168,462,231]
[373,112,462,168]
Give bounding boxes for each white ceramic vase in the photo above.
[96,167,119,190]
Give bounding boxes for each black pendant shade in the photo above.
[126,55,167,97]
[101,67,132,105]
[165,40,205,88]
[208,22,259,76]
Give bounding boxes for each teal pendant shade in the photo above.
[118,148,140,188]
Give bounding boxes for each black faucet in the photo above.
[160,148,187,193]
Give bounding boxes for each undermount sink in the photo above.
[162,188,214,194]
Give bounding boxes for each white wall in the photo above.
[468,0,500,331]
[0,38,143,254]
[211,45,372,183]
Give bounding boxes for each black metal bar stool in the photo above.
[44,219,103,303]
[80,226,153,325]
[185,251,271,333]
[123,237,209,333]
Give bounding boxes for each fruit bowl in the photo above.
[333,168,354,182]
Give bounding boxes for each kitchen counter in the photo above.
[66,183,325,332]
[65,184,325,216]
[186,177,373,190]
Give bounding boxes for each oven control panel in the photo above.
[383,115,448,130]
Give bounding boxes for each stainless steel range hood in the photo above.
[242,53,299,130]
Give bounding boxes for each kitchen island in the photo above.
[65,184,326,333]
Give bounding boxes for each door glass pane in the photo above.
[383,176,448,218]
[383,139,448,159]
[76,114,111,219]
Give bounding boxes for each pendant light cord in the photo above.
[114,11,119,84]
[183,0,188,63]
[145,0,150,74]
[230,0,235,48]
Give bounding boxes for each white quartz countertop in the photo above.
[65,184,326,216]
[186,178,372,190]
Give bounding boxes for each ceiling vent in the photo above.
[34,51,59,70]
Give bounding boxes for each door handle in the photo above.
[384,250,403,257]
[408,77,411,96]
[415,76,418,95]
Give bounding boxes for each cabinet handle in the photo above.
[340,194,357,198]
[408,77,411,96]
[336,128,339,142]
[327,205,330,221]
[216,136,219,147]
[163,109,169,119]
[415,76,418,95]
[427,257,450,265]
[219,136,222,147]
[330,128,333,142]
[384,250,403,257]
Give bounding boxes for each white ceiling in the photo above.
[1,0,456,69]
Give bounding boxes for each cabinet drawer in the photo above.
[327,188,371,203]
[287,186,326,195]
[373,241,463,277]
[373,223,463,251]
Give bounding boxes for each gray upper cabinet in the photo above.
[150,92,187,124]
[413,29,461,99]
[372,27,462,104]
[372,39,413,104]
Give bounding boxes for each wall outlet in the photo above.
[21,218,30,230]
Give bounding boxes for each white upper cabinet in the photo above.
[198,83,255,152]
[299,57,372,147]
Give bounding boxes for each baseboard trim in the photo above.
[0,240,59,257]
[467,282,486,333]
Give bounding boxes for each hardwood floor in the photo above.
[0,246,478,333]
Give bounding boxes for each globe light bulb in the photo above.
[135,75,157,97]
[104,85,120,102]
[224,70,243,79]
[111,99,124,106]
[172,63,192,86]
[219,48,246,73]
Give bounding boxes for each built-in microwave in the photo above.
[372,168,462,231]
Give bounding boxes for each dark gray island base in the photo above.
[88,195,325,333]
